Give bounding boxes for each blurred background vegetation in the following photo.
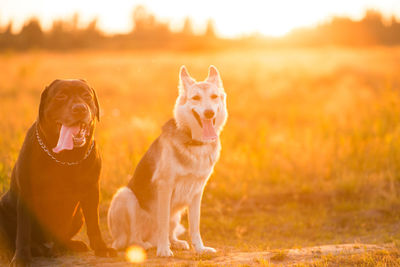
[1,47,400,250]
[0,7,400,50]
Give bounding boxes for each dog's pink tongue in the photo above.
[202,119,217,140]
[52,125,80,153]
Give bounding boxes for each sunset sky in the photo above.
[0,0,399,37]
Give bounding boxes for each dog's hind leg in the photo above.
[111,231,129,251]
[109,211,129,250]
[108,188,153,250]
[169,211,189,250]
[108,188,132,250]
[126,194,152,250]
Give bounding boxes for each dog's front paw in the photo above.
[94,247,117,257]
[66,240,89,252]
[156,246,174,257]
[171,239,190,250]
[142,242,153,250]
[195,246,217,254]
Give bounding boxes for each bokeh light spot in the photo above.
[126,245,147,263]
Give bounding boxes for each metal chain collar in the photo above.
[35,124,94,166]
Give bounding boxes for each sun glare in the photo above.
[1,0,399,37]
[135,0,390,37]
[210,1,367,37]
[126,245,147,263]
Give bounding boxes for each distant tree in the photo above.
[204,19,216,38]
[132,6,155,35]
[131,5,171,45]
[363,10,383,24]
[0,21,14,48]
[85,18,100,37]
[71,13,79,31]
[182,17,194,36]
[18,18,43,49]
[2,22,12,35]
[388,15,400,45]
[83,18,102,47]
[2,22,13,38]
[48,20,66,48]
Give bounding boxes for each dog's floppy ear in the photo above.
[91,87,100,122]
[179,65,195,92]
[206,65,223,88]
[38,79,59,122]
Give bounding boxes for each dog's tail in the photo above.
[171,211,186,238]
[107,187,134,250]
[175,222,186,238]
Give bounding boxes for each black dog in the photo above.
[0,79,115,266]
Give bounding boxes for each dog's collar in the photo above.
[184,139,206,146]
[180,126,206,146]
[35,124,94,166]
[163,119,217,147]
[183,129,218,146]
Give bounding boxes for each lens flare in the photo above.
[126,245,147,263]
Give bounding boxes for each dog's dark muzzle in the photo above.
[70,103,90,120]
[72,103,88,115]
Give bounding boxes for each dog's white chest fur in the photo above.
[168,143,220,211]
[171,177,205,211]
[172,141,219,175]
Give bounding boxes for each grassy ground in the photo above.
[1,47,400,265]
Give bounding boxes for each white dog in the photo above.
[107,65,227,257]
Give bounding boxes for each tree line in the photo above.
[287,10,400,46]
[0,6,217,51]
[0,7,399,51]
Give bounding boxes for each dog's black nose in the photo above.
[72,103,88,114]
[204,109,215,119]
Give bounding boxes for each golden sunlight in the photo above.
[1,0,399,37]
[125,245,147,263]
[2,0,400,266]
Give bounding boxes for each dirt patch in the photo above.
[200,243,386,266]
[0,243,388,266]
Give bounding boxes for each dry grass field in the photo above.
[1,47,400,265]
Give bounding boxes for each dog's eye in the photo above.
[56,94,67,101]
[82,93,92,100]
[191,95,201,101]
[211,94,218,99]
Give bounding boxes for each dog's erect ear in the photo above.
[206,65,223,88]
[38,79,60,122]
[179,65,195,91]
[91,87,100,121]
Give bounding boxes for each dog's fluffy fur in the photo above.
[107,65,227,256]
